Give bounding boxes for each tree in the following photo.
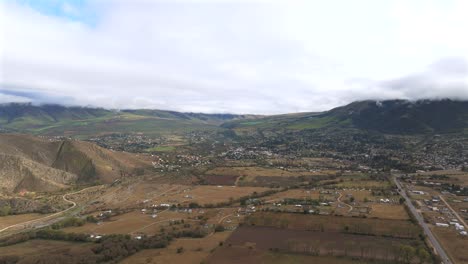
[399,197,405,204]
[214,225,225,232]
[400,245,416,264]
[416,247,430,264]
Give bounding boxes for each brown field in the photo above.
[86,182,176,211]
[86,183,270,211]
[65,207,240,236]
[120,231,232,264]
[262,189,319,202]
[206,166,335,178]
[207,226,421,263]
[0,240,90,257]
[334,180,391,189]
[0,213,52,229]
[368,204,410,220]
[157,185,271,206]
[245,212,421,239]
[267,157,345,168]
[431,226,468,264]
[203,175,239,185]
[239,175,331,188]
[208,248,378,264]
[205,166,336,188]
[64,210,206,235]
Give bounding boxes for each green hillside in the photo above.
[0,103,249,138]
[223,99,468,134]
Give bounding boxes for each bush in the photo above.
[0,206,11,216]
[51,217,85,229]
[214,225,225,232]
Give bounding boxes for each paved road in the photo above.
[393,176,452,264]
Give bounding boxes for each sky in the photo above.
[1,0,468,114]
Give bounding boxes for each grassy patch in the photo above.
[146,146,176,152]
[287,116,337,130]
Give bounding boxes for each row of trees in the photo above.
[0,226,210,263]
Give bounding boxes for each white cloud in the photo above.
[1,0,468,114]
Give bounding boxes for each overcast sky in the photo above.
[1,0,468,114]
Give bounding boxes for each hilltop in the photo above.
[223,99,468,134]
[0,134,151,193]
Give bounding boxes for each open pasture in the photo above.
[207,226,425,263]
[368,204,410,220]
[431,225,468,264]
[120,231,232,264]
[245,212,421,239]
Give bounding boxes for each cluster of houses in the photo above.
[220,146,275,160]
[435,219,466,236]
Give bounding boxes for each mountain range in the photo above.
[223,99,468,134]
[1,99,468,137]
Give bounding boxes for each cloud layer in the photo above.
[1,0,468,114]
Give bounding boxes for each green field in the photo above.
[145,146,176,152]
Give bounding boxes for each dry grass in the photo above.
[245,212,421,239]
[0,240,88,257]
[64,210,201,235]
[120,231,232,264]
[431,225,468,264]
[369,204,410,220]
[206,166,336,178]
[207,248,377,264]
[262,189,320,202]
[0,213,52,229]
[157,185,271,206]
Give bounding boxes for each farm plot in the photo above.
[63,210,199,235]
[202,175,239,185]
[245,212,421,239]
[0,240,92,261]
[207,248,379,264]
[238,175,331,188]
[207,226,428,263]
[120,231,232,264]
[155,185,271,206]
[205,167,298,178]
[334,180,392,189]
[368,204,410,220]
[261,189,320,202]
[86,183,178,211]
[431,226,468,264]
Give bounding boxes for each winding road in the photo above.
[337,192,353,212]
[393,176,453,264]
[0,186,98,235]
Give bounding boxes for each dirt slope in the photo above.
[0,134,151,193]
